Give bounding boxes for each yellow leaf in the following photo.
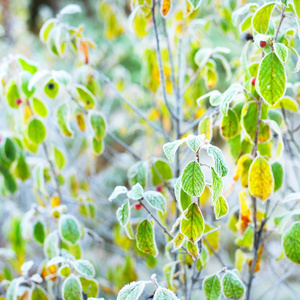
[249,156,274,201]
[161,0,172,18]
[236,191,251,234]
[51,195,61,208]
[76,113,86,131]
[234,154,253,188]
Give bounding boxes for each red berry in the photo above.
[15,99,22,105]
[260,41,267,48]
[156,185,163,192]
[251,77,256,86]
[135,204,142,210]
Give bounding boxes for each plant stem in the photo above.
[152,1,178,121]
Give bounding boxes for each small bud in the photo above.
[251,77,256,86]
[156,185,163,192]
[15,98,22,105]
[48,83,54,90]
[135,204,142,210]
[260,41,267,48]
[244,33,253,41]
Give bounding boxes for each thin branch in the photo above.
[203,236,227,267]
[92,65,172,141]
[152,1,178,121]
[106,131,142,161]
[244,88,258,101]
[274,6,286,43]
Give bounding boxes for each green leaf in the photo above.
[59,215,81,245]
[187,241,199,260]
[33,220,46,244]
[180,203,204,244]
[144,191,167,214]
[214,195,228,219]
[271,162,283,192]
[18,56,38,74]
[117,281,145,300]
[44,79,59,99]
[32,97,48,117]
[154,287,179,300]
[90,112,106,140]
[14,155,30,181]
[40,18,57,43]
[54,147,66,170]
[57,103,73,137]
[293,0,300,19]
[222,271,245,299]
[127,162,147,188]
[3,171,17,193]
[79,277,98,298]
[21,71,35,98]
[186,134,204,152]
[136,219,158,256]
[221,109,240,139]
[92,138,104,155]
[270,96,298,111]
[127,183,144,200]
[44,232,60,259]
[252,2,275,34]
[202,274,221,300]
[117,199,130,227]
[6,80,21,108]
[31,286,49,300]
[109,186,128,201]
[27,118,46,144]
[274,43,288,63]
[211,168,223,204]
[73,259,95,277]
[62,275,82,300]
[3,137,17,162]
[283,221,300,264]
[182,161,205,197]
[257,52,286,106]
[74,84,95,109]
[151,159,173,186]
[163,139,185,163]
[207,145,228,177]
[198,116,212,142]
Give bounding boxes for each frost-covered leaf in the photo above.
[154,287,179,300]
[222,271,245,299]
[109,186,128,201]
[136,219,158,256]
[127,183,144,200]
[60,4,82,15]
[214,195,228,219]
[73,259,95,278]
[117,281,145,300]
[59,215,81,245]
[211,168,223,204]
[44,231,60,259]
[90,112,106,140]
[207,145,228,177]
[163,139,185,163]
[62,274,82,300]
[127,162,147,188]
[252,2,275,34]
[182,161,205,197]
[257,52,286,106]
[202,274,221,300]
[249,156,274,201]
[54,147,66,170]
[186,134,204,152]
[283,221,300,264]
[117,199,130,227]
[180,203,204,244]
[274,43,288,63]
[144,191,167,214]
